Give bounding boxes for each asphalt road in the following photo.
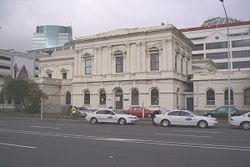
[0,117,250,167]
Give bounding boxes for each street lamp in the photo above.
[219,0,231,123]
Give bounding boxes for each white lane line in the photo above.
[0,142,37,149]
[155,133,211,138]
[56,124,87,127]
[29,126,61,130]
[1,128,250,152]
[172,129,221,134]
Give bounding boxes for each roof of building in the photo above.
[180,18,250,32]
[0,49,48,59]
[201,17,242,27]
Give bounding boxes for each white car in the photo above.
[230,112,250,130]
[153,110,218,128]
[86,109,139,125]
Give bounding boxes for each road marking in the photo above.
[56,124,87,127]
[155,133,211,138]
[29,126,61,130]
[1,128,250,152]
[172,129,221,134]
[0,142,37,149]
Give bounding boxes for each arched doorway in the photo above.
[114,88,123,109]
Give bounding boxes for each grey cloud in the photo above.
[0,0,249,51]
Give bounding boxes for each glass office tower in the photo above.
[32,25,72,49]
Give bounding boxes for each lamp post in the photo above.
[219,0,231,123]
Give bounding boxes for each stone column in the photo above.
[161,40,167,71]
[140,42,146,72]
[125,43,130,73]
[136,42,141,72]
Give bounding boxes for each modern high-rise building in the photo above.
[0,49,48,79]
[32,25,72,50]
[181,17,250,70]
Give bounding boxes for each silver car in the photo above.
[153,110,218,128]
[86,109,139,125]
[77,107,88,117]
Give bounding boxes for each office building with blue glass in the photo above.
[32,25,72,50]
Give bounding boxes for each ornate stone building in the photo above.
[35,24,193,111]
[34,24,250,113]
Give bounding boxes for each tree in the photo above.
[0,76,47,112]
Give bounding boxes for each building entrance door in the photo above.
[186,97,194,111]
[114,88,123,109]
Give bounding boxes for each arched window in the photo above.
[206,89,215,105]
[65,92,71,105]
[84,90,90,105]
[131,89,139,105]
[149,48,159,71]
[151,88,159,105]
[224,88,234,105]
[244,88,250,105]
[114,88,123,109]
[99,89,106,105]
[115,51,123,73]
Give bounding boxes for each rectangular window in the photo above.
[150,53,159,71]
[192,54,204,59]
[0,65,10,70]
[0,56,11,61]
[233,61,250,69]
[232,39,250,48]
[215,63,228,69]
[62,72,67,79]
[206,52,228,59]
[48,73,52,78]
[206,42,228,50]
[116,57,123,73]
[232,50,250,58]
[85,58,92,75]
[193,44,204,51]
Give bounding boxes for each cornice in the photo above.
[74,25,175,44]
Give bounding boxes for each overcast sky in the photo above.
[0,0,250,52]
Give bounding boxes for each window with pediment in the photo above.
[115,51,123,73]
[84,56,92,75]
[149,48,159,71]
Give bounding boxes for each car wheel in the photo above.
[241,122,250,130]
[198,120,208,128]
[161,119,170,127]
[90,117,98,124]
[118,118,126,125]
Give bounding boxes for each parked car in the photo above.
[204,106,240,117]
[86,109,139,125]
[77,107,88,117]
[230,112,250,130]
[127,106,157,117]
[153,110,218,128]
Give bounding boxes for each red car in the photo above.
[127,106,155,117]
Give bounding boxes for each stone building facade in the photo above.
[36,25,193,111]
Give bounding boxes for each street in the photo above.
[0,117,250,167]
